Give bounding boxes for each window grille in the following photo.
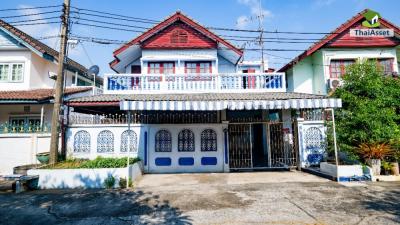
[74,130,90,153]
[155,129,172,152]
[201,129,217,151]
[97,130,114,153]
[178,129,195,152]
[120,130,138,152]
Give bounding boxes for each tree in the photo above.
[332,60,400,157]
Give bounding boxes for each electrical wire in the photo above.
[0,10,60,19]
[0,5,62,12]
[5,16,60,24]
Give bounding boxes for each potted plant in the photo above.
[381,161,392,175]
[390,141,400,176]
[355,142,393,176]
[36,152,50,164]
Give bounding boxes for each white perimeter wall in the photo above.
[66,123,228,173]
[0,133,60,175]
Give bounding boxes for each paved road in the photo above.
[0,171,399,225]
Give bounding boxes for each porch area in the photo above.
[65,90,340,173]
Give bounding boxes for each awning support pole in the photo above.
[127,110,131,188]
[331,108,339,168]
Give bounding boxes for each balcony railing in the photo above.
[0,122,51,134]
[104,73,286,94]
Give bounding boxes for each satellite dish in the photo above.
[88,65,100,76]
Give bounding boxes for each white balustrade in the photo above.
[104,73,286,94]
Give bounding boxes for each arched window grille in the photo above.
[178,129,195,152]
[97,130,114,153]
[201,129,217,151]
[304,127,324,150]
[73,130,90,153]
[155,129,172,152]
[121,130,138,152]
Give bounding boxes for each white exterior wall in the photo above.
[0,50,32,90]
[0,133,58,174]
[123,49,241,75]
[66,123,228,173]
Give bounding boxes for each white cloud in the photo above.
[312,0,336,9]
[236,0,273,29]
[236,15,250,29]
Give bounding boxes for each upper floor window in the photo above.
[171,29,188,44]
[185,61,212,74]
[0,63,24,82]
[375,58,394,75]
[148,62,175,74]
[329,59,355,78]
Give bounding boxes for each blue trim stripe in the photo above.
[155,157,171,166]
[144,131,148,166]
[201,157,217,165]
[178,157,194,166]
[224,131,228,164]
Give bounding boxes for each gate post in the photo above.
[296,118,304,170]
[222,121,229,172]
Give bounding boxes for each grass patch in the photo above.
[42,156,140,169]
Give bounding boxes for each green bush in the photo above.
[41,157,140,169]
[80,157,140,169]
[119,177,133,189]
[104,175,115,189]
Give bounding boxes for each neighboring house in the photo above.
[0,19,102,174]
[279,9,400,95]
[65,12,341,173]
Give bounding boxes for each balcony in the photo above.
[104,73,286,94]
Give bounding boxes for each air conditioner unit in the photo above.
[328,78,343,89]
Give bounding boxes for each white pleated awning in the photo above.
[120,98,342,111]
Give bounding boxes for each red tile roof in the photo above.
[0,87,92,102]
[110,11,243,68]
[278,9,400,72]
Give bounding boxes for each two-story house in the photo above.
[0,19,102,174]
[65,12,341,173]
[279,9,400,95]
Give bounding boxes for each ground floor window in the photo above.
[155,129,172,152]
[178,129,195,152]
[201,129,217,151]
[74,130,91,153]
[97,130,114,153]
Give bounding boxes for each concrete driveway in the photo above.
[0,171,399,225]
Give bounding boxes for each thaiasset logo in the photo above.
[350,10,394,37]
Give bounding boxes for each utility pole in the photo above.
[258,0,265,72]
[49,0,70,164]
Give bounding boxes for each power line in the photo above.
[0,5,62,12]
[0,10,60,19]
[10,21,60,26]
[69,6,339,35]
[70,16,150,30]
[70,6,159,23]
[70,10,158,25]
[5,16,60,24]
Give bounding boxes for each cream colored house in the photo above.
[0,19,102,174]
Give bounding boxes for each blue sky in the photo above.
[1,0,399,74]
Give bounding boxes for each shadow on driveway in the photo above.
[0,189,192,225]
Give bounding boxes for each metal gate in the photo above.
[228,122,298,170]
[228,124,253,169]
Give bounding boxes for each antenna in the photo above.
[88,65,100,95]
